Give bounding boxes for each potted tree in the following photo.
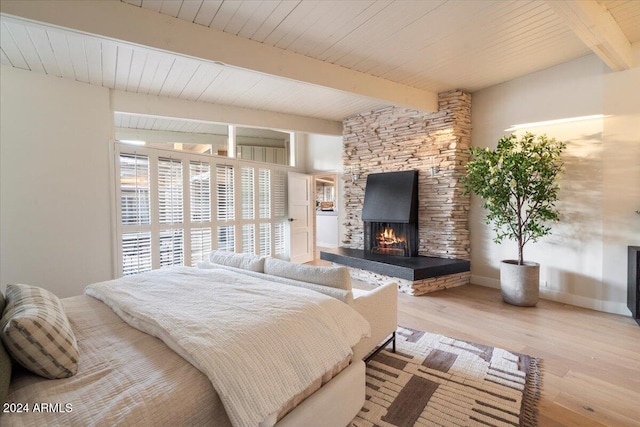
[464,132,566,306]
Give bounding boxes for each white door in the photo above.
[287,172,314,264]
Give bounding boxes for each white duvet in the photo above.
[85,266,370,427]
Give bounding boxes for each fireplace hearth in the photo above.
[322,169,470,294]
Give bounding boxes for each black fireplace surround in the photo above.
[320,169,470,281]
[362,170,419,257]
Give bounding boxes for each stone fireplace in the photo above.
[322,90,472,296]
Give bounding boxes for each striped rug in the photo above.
[352,326,542,427]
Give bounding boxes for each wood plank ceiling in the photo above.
[1,1,638,124]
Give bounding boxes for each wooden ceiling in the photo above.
[1,1,638,128]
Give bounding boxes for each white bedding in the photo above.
[85,266,370,427]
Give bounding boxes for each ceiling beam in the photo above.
[545,0,634,71]
[110,91,343,136]
[0,0,438,113]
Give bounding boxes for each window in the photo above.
[190,161,211,222]
[159,229,184,267]
[273,170,287,256]
[119,154,150,226]
[122,232,152,276]
[116,144,288,276]
[158,158,183,224]
[190,227,212,266]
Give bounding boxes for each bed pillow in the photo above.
[197,261,354,304]
[264,258,352,291]
[0,284,79,379]
[209,250,265,272]
[0,292,11,404]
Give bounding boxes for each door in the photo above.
[287,172,313,264]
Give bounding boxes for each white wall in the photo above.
[0,66,114,298]
[304,134,343,173]
[602,65,640,307]
[471,54,640,315]
[303,133,347,247]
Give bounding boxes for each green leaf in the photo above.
[463,132,566,263]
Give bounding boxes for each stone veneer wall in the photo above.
[342,90,472,261]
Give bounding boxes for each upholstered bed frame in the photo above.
[199,252,399,426]
[275,282,397,427]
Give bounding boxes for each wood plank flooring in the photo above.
[311,257,640,426]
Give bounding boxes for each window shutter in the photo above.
[216,165,235,221]
[242,224,255,254]
[118,145,287,275]
[120,154,151,225]
[190,161,211,222]
[122,232,152,275]
[241,167,255,220]
[272,170,287,256]
[158,158,183,224]
[259,169,271,219]
[190,227,212,266]
[217,225,235,252]
[274,222,286,256]
[259,223,271,256]
[273,170,286,219]
[159,229,184,268]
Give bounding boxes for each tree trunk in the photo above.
[518,241,523,265]
[517,197,524,265]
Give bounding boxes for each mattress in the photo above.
[2,295,345,426]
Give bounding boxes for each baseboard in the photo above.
[470,275,630,316]
[316,242,338,248]
[470,275,500,289]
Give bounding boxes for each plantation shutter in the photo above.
[273,170,286,219]
[158,158,183,224]
[117,144,287,275]
[119,154,150,225]
[122,232,152,275]
[119,154,152,275]
[217,225,235,252]
[242,224,255,254]
[259,168,271,219]
[190,161,211,222]
[274,223,285,256]
[159,229,184,267]
[273,170,287,256]
[241,167,255,220]
[190,227,212,265]
[216,164,235,251]
[216,165,235,221]
[259,223,271,256]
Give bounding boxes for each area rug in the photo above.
[352,326,542,427]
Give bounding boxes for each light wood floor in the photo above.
[311,257,640,426]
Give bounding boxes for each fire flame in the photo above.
[377,227,405,247]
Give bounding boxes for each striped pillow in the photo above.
[0,284,79,379]
[0,292,11,404]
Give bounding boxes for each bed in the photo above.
[0,253,397,427]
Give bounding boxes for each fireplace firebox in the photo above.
[362,170,419,258]
[365,222,418,257]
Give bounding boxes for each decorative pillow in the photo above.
[0,292,11,404]
[0,284,79,379]
[264,258,352,291]
[209,250,265,272]
[197,261,354,304]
